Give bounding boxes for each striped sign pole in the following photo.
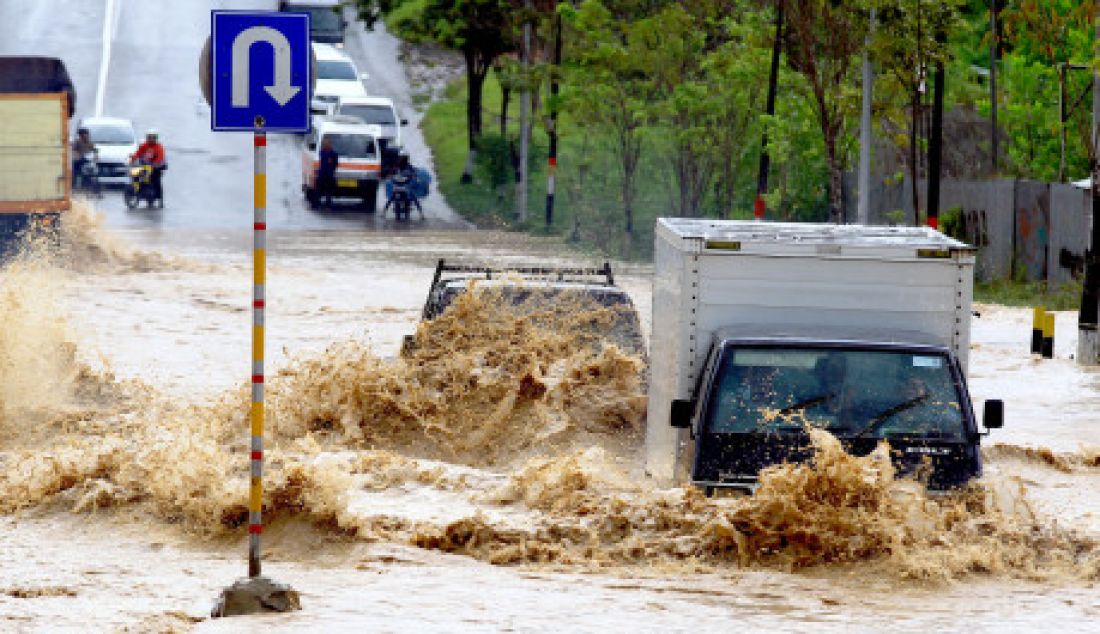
[249,117,266,578]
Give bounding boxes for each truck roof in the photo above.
[713,324,951,351]
[0,56,75,116]
[658,218,973,252]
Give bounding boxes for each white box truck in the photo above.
[0,56,75,258]
[647,218,1004,493]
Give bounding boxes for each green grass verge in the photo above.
[975,279,1082,311]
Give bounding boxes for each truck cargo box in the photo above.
[0,94,70,213]
[646,218,976,483]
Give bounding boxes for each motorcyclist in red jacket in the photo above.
[130,129,166,200]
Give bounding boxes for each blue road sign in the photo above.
[211,11,311,132]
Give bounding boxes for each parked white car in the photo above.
[334,95,407,150]
[310,43,367,117]
[76,116,137,185]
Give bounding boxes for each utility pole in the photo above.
[755,1,783,220]
[857,9,875,225]
[989,0,999,174]
[545,11,561,228]
[516,0,532,223]
[927,33,945,230]
[1078,4,1100,365]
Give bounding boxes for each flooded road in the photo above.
[1,0,1098,631]
[1,215,1098,632]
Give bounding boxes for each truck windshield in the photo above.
[704,346,965,440]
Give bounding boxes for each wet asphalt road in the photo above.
[0,0,469,232]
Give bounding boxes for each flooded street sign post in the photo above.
[201,9,312,617]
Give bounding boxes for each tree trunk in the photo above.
[461,48,487,184]
[500,84,510,138]
[622,131,637,235]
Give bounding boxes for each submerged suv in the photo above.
[404,260,647,359]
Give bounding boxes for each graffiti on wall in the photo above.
[1015,186,1050,282]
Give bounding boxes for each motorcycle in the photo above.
[74,151,102,197]
[124,161,164,209]
[389,175,414,221]
[384,167,429,222]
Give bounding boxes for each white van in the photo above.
[302,117,382,211]
[335,96,407,150]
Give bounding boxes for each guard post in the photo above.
[202,9,313,617]
[1042,311,1055,359]
[1031,306,1043,355]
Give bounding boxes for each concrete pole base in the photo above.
[211,576,301,618]
[1078,325,1100,366]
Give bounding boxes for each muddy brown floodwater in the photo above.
[1,205,1099,632]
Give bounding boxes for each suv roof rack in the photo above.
[420,259,616,320]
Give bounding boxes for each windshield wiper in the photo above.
[778,393,833,415]
[853,394,931,438]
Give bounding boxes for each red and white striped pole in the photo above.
[249,118,266,578]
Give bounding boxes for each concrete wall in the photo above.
[844,174,1088,284]
[1049,184,1090,288]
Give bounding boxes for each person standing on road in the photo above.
[71,127,96,187]
[131,130,167,201]
[317,137,339,208]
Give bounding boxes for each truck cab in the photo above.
[672,326,1003,493]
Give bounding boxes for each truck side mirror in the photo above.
[983,399,1004,430]
[670,399,695,428]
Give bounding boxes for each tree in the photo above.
[565,0,656,236]
[372,0,516,183]
[782,0,869,223]
[871,0,962,224]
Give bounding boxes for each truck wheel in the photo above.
[362,181,378,213]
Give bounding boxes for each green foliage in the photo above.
[400,0,1098,270]
[940,205,964,240]
[384,0,429,41]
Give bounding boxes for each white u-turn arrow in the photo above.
[231,26,301,107]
